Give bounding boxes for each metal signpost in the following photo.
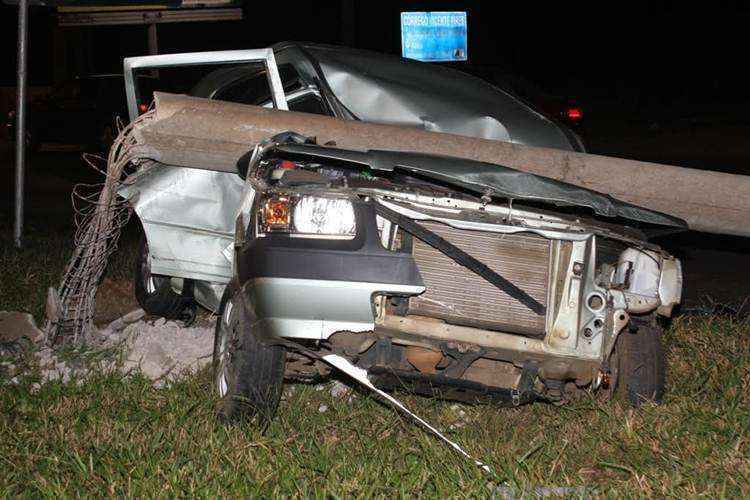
[7,0,242,247]
[14,0,29,248]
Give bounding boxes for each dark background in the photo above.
[1,1,749,309]
[2,2,749,124]
[3,1,750,168]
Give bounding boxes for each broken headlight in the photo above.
[260,195,356,239]
[293,196,356,236]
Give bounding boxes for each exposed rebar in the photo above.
[48,111,155,345]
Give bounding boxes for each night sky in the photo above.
[1,1,749,119]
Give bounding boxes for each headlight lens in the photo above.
[259,194,356,238]
[293,196,356,237]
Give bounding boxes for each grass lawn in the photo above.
[1,222,749,497]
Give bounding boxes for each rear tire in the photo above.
[610,319,666,406]
[134,235,195,320]
[213,285,286,427]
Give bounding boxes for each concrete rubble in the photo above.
[315,381,356,412]
[1,309,360,395]
[106,318,214,385]
[329,380,352,399]
[448,404,469,430]
[109,319,214,385]
[0,311,45,345]
[1,309,213,388]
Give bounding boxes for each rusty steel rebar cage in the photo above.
[47,111,155,344]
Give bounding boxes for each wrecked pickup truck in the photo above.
[120,128,684,424]
[109,45,687,424]
[122,43,588,325]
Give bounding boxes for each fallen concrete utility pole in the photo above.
[131,92,750,237]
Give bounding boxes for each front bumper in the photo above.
[243,277,423,339]
[237,201,424,339]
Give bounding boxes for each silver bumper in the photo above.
[242,277,424,340]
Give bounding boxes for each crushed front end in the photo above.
[234,134,684,405]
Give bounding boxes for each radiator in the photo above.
[409,221,551,336]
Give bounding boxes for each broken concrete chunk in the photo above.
[116,320,213,382]
[330,380,352,399]
[98,308,146,338]
[0,311,44,344]
[45,287,61,328]
[2,312,215,390]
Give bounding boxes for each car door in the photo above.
[119,49,289,309]
[123,48,288,121]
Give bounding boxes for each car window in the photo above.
[213,73,269,104]
[288,92,327,115]
[135,76,157,105]
[132,61,280,112]
[213,64,303,106]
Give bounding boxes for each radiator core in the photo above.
[409,221,551,336]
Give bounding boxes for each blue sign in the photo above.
[401,11,467,62]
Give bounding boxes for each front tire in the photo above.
[134,235,195,320]
[213,285,286,427]
[609,319,666,406]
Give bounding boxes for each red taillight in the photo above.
[138,103,148,113]
[566,107,583,121]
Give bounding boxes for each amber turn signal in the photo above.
[262,197,291,231]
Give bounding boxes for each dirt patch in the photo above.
[94,278,139,325]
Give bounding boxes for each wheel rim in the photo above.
[146,276,156,294]
[140,241,157,294]
[216,300,235,397]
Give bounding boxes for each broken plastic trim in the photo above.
[322,354,493,475]
[270,338,492,474]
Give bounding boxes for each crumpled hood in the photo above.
[273,142,688,229]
